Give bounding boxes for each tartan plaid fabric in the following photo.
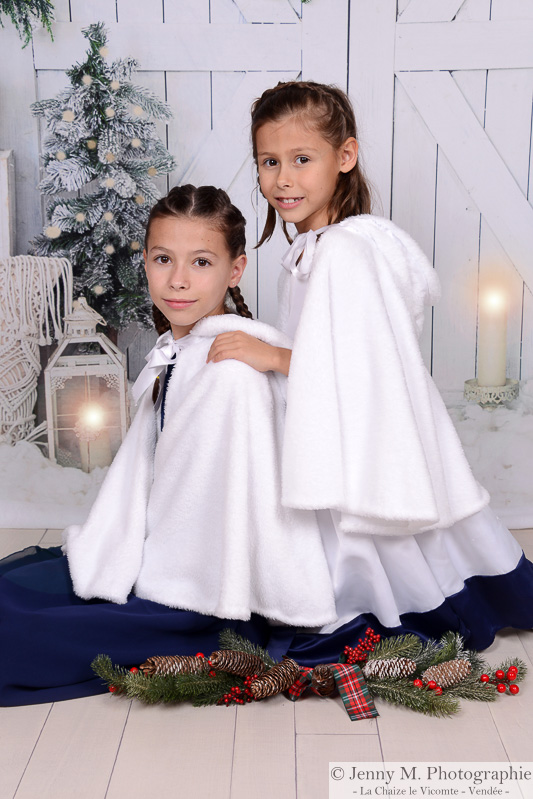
[287,663,378,720]
[288,667,314,701]
[329,663,379,720]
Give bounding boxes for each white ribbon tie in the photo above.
[131,330,191,405]
[281,226,330,280]
[281,226,330,339]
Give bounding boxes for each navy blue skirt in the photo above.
[1,546,533,706]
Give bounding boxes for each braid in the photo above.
[151,305,169,403]
[152,376,160,405]
[152,303,171,335]
[251,81,373,245]
[228,285,253,319]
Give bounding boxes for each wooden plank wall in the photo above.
[0,0,532,390]
[387,0,533,391]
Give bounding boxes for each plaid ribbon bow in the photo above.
[288,663,379,721]
[288,667,317,700]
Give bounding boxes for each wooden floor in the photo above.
[1,527,532,799]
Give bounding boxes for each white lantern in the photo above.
[44,298,129,471]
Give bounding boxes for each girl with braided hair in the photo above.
[0,184,336,705]
[207,80,533,661]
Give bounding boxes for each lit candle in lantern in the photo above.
[477,289,507,387]
[75,402,112,471]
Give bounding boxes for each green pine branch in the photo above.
[0,0,54,47]
[91,654,244,706]
[430,632,467,664]
[218,629,276,668]
[366,634,423,663]
[444,675,498,703]
[411,638,443,672]
[462,648,488,676]
[367,677,460,717]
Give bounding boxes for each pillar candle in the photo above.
[477,290,507,387]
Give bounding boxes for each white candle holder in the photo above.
[464,378,519,409]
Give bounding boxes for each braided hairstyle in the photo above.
[251,81,372,245]
[145,184,252,334]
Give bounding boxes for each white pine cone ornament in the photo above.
[249,657,300,700]
[363,657,418,679]
[208,650,267,677]
[139,654,209,676]
[421,659,472,689]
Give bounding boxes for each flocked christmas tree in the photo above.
[31,22,175,330]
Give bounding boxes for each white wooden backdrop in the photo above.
[0,0,532,390]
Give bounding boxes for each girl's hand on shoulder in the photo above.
[206,331,291,376]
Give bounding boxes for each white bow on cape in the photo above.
[131,330,194,406]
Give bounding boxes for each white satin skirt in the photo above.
[317,504,524,633]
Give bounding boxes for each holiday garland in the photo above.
[0,0,54,47]
[92,628,527,719]
[31,22,175,331]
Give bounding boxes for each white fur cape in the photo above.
[63,314,337,626]
[279,215,490,536]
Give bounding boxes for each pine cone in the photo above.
[209,650,267,677]
[311,664,336,696]
[250,657,301,700]
[139,655,209,676]
[363,657,418,680]
[421,659,472,688]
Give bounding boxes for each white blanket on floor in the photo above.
[63,314,336,626]
[280,215,490,535]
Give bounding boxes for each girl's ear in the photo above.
[143,249,148,273]
[230,253,247,286]
[339,137,358,174]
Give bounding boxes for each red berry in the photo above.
[495,670,505,680]
[497,683,507,693]
[129,667,139,673]
[480,674,490,683]
[209,670,217,678]
[196,652,204,658]
[109,685,117,693]
[413,679,423,688]
[509,684,519,695]
[507,667,518,680]
[434,687,443,696]
[427,681,437,690]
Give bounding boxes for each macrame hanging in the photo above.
[0,255,73,444]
